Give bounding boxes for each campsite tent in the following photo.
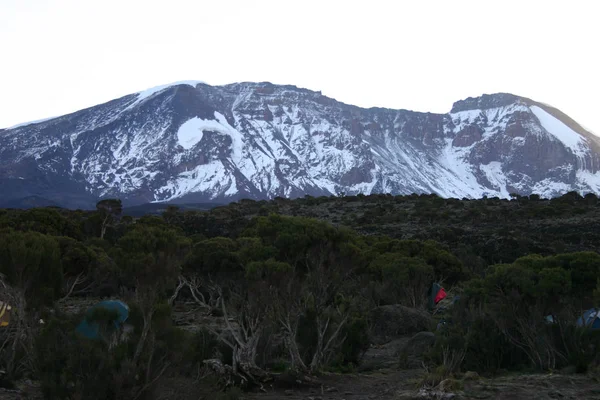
[428,283,447,310]
[76,300,129,339]
[576,308,600,330]
[0,301,11,327]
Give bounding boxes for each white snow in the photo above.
[158,161,234,201]
[530,106,587,156]
[176,118,208,149]
[175,112,244,161]
[449,104,530,136]
[531,178,572,198]
[435,140,487,198]
[480,162,510,198]
[576,170,600,193]
[214,112,244,164]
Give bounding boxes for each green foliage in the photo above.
[0,207,83,238]
[114,224,190,290]
[35,314,136,400]
[94,199,123,240]
[4,193,600,393]
[441,252,600,374]
[183,237,241,278]
[368,253,433,306]
[245,259,291,280]
[337,316,370,365]
[0,229,63,307]
[242,214,361,270]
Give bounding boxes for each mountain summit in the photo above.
[1,81,599,209]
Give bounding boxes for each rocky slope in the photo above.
[1,81,599,209]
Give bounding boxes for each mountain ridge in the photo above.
[1,81,599,209]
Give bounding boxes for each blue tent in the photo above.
[576,308,600,330]
[76,300,129,339]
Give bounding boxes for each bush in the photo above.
[182,329,219,374]
[35,315,137,400]
[338,317,370,366]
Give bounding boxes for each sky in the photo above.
[1,0,598,133]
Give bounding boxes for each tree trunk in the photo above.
[133,311,153,366]
[7,294,26,378]
[284,334,308,372]
[100,214,110,239]
[218,297,268,381]
[235,330,268,380]
[309,313,349,373]
[309,316,327,373]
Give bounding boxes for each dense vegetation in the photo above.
[0,192,599,399]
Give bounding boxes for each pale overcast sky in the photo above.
[1,0,598,133]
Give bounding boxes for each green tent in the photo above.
[76,300,129,340]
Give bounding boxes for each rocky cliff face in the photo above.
[1,81,599,208]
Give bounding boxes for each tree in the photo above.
[56,237,116,302]
[180,236,271,383]
[0,229,63,308]
[479,259,573,370]
[96,199,123,239]
[244,215,362,372]
[0,229,62,377]
[113,224,190,390]
[369,254,434,307]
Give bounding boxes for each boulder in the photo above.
[398,332,436,369]
[358,337,410,372]
[369,305,433,345]
[463,371,480,381]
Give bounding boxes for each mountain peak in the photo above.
[2,82,600,209]
[450,93,523,113]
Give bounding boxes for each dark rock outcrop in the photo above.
[398,331,436,369]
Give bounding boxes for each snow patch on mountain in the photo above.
[215,112,244,164]
[157,161,237,202]
[437,140,485,198]
[576,170,600,193]
[176,118,207,149]
[530,105,588,156]
[480,161,510,198]
[531,179,573,198]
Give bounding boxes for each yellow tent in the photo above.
[0,301,11,327]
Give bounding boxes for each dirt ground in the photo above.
[3,369,600,399]
[246,371,600,400]
[156,369,600,400]
[245,369,423,400]
[155,369,423,400]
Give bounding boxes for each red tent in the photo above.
[434,287,447,304]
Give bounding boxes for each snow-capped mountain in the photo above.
[1,81,599,209]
